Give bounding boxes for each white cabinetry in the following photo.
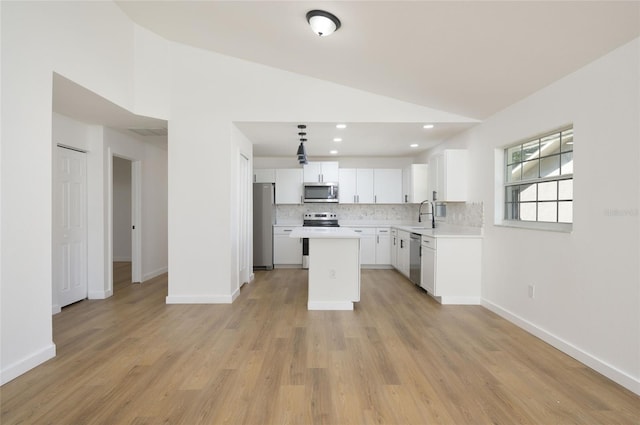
[375,228,391,265]
[303,161,339,183]
[253,169,275,183]
[390,228,398,269]
[273,226,302,266]
[402,164,429,203]
[339,169,374,204]
[397,230,411,278]
[275,168,303,204]
[374,169,402,204]
[420,235,481,304]
[428,150,468,202]
[347,227,376,265]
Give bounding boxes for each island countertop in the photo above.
[290,227,361,239]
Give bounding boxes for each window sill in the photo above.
[495,220,573,233]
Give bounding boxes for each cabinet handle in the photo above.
[284,229,292,232]
[254,174,257,183]
[400,240,404,248]
[357,195,360,203]
[374,195,377,203]
[377,235,379,243]
[404,194,408,203]
[300,196,303,204]
[354,195,357,203]
[354,230,362,233]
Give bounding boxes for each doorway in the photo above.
[112,156,133,287]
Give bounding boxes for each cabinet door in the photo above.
[320,161,340,182]
[390,230,398,268]
[303,162,322,183]
[254,169,275,183]
[375,228,391,265]
[403,164,429,203]
[428,150,468,202]
[420,244,436,294]
[338,168,357,204]
[356,169,374,203]
[275,169,303,204]
[374,169,402,204]
[274,235,302,265]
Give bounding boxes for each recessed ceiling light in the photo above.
[330,150,338,155]
[333,138,342,142]
[423,124,434,129]
[336,124,347,129]
[410,144,419,148]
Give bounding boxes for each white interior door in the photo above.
[53,146,88,307]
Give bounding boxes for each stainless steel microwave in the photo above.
[303,182,339,203]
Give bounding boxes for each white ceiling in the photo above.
[54,1,639,158]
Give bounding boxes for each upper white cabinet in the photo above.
[275,168,303,204]
[253,169,275,183]
[428,149,468,202]
[402,164,429,203]
[374,169,402,204]
[303,161,339,183]
[339,168,374,204]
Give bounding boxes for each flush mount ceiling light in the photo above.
[306,10,341,37]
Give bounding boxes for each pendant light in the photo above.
[306,10,341,37]
[297,124,308,164]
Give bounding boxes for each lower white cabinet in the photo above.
[390,229,398,268]
[420,235,481,304]
[375,228,391,265]
[273,227,302,266]
[397,230,410,277]
[349,227,376,265]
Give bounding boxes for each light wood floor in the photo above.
[1,264,638,424]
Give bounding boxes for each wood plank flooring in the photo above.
[1,263,638,424]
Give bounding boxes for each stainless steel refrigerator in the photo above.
[253,183,275,270]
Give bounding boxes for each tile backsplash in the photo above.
[276,202,483,227]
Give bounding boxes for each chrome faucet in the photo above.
[418,200,436,229]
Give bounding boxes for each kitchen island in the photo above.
[290,227,361,310]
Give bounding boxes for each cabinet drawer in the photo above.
[273,227,299,235]
[421,235,436,249]
[349,227,376,235]
[376,227,390,235]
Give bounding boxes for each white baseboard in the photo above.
[143,266,168,282]
[1,343,56,385]
[482,299,640,396]
[249,273,255,283]
[439,296,481,305]
[308,301,353,310]
[88,289,113,299]
[166,294,234,304]
[113,256,132,262]
[52,304,61,315]
[231,287,240,302]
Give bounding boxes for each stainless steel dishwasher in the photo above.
[409,233,421,285]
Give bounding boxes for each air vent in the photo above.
[128,128,168,137]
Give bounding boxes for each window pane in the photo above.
[506,186,520,203]
[538,202,558,222]
[561,129,573,152]
[507,145,522,165]
[523,140,540,161]
[561,152,573,175]
[522,160,539,180]
[538,181,558,201]
[506,164,522,182]
[558,201,573,223]
[540,155,560,177]
[540,133,560,157]
[520,183,536,202]
[558,179,573,200]
[520,202,536,221]
[505,202,518,220]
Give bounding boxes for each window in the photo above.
[504,127,573,225]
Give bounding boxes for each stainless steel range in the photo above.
[302,212,339,269]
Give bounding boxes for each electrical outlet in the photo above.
[528,284,535,299]
[329,269,336,279]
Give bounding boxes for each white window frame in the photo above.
[495,126,573,233]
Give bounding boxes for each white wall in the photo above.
[429,38,640,394]
[254,156,415,169]
[112,156,132,262]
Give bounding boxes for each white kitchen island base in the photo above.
[290,227,361,310]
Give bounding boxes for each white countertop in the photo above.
[290,227,360,239]
[393,224,483,238]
